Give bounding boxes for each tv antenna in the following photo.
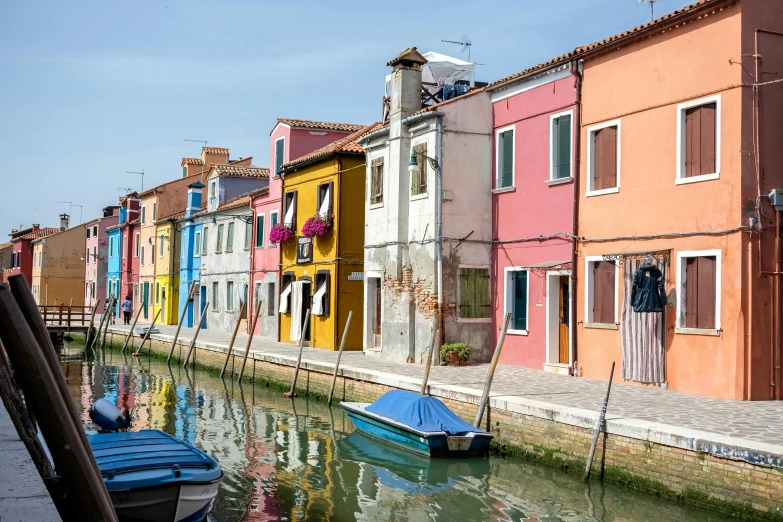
[442,34,473,62]
[57,201,83,225]
[639,0,659,21]
[185,138,209,182]
[118,186,134,193]
[126,170,145,192]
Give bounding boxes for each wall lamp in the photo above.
[408,152,439,172]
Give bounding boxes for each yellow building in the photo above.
[153,214,181,325]
[278,123,378,350]
[30,214,86,306]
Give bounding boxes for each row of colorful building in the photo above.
[3,0,782,400]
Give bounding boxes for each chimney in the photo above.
[201,147,229,167]
[59,214,70,231]
[187,182,205,218]
[387,47,427,123]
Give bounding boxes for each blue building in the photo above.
[178,182,204,328]
[106,221,122,317]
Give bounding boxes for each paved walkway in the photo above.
[108,324,783,460]
[0,402,61,521]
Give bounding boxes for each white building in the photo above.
[358,48,494,363]
[195,165,268,332]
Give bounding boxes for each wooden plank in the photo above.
[220,300,247,378]
[236,299,263,382]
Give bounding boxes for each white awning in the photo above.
[318,186,330,219]
[312,281,327,316]
[279,283,292,314]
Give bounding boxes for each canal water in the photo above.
[61,343,734,522]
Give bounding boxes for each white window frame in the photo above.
[368,152,386,210]
[586,119,622,197]
[503,266,530,336]
[140,245,145,266]
[675,249,722,334]
[134,232,140,257]
[256,212,265,249]
[194,231,201,257]
[584,255,620,326]
[494,124,516,192]
[410,138,430,201]
[274,136,285,177]
[226,281,234,312]
[152,202,157,222]
[269,211,278,247]
[675,94,721,185]
[141,205,146,224]
[549,109,574,182]
[159,235,164,258]
[457,264,491,323]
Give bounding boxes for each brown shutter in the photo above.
[371,158,384,204]
[697,256,716,329]
[592,262,602,322]
[291,191,297,230]
[700,104,717,175]
[324,272,331,316]
[413,143,427,195]
[327,181,334,216]
[601,261,615,324]
[593,127,617,190]
[685,257,698,327]
[686,107,701,177]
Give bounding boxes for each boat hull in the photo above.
[341,402,492,458]
[107,480,220,522]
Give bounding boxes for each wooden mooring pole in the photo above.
[167,281,196,364]
[121,304,144,354]
[1,279,118,521]
[134,307,162,356]
[584,361,616,482]
[420,327,440,396]
[327,311,352,405]
[285,309,311,398]
[182,302,209,367]
[100,295,116,349]
[221,300,248,378]
[473,312,512,428]
[236,299,263,382]
[84,302,99,347]
[90,299,110,349]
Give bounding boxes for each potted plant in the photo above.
[301,213,334,239]
[269,223,295,244]
[440,342,471,367]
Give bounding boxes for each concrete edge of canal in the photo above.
[90,329,783,521]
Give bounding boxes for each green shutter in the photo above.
[256,215,265,247]
[557,115,571,179]
[512,271,527,331]
[502,130,514,188]
[460,269,476,318]
[476,269,490,319]
[275,139,285,176]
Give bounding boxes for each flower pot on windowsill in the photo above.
[269,224,295,244]
[446,351,470,366]
[301,214,334,239]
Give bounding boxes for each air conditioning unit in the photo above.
[768,189,783,211]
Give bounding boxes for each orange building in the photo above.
[575,0,783,400]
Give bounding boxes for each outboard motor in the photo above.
[89,399,131,432]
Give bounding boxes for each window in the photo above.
[202,228,209,255]
[194,231,201,257]
[182,166,187,178]
[134,233,140,257]
[85,249,89,264]
[212,282,219,311]
[209,181,216,198]
[279,272,295,314]
[141,206,146,224]
[313,271,331,316]
[155,282,160,305]
[216,224,224,253]
[157,235,163,257]
[275,137,285,177]
[585,258,617,325]
[244,220,252,249]
[411,143,428,196]
[226,281,234,311]
[283,191,297,229]
[504,269,528,333]
[459,268,490,319]
[123,235,127,258]
[587,120,620,196]
[93,246,96,263]
[256,214,265,248]
[269,211,278,246]
[109,238,114,257]
[677,251,720,331]
[317,182,334,219]
[495,126,514,189]
[226,222,234,252]
[370,157,384,205]
[550,111,573,181]
[677,95,720,184]
[267,282,275,316]
[86,228,90,239]
[140,245,145,265]
[150,244,155,263]
[152,202,157,222]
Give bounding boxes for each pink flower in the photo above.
[269,223,295,244]
[302,214,333,238]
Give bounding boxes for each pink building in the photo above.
[488,64,579,372]
[84,206,119,310]
[249,119,364,339]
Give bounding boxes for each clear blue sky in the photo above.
[0,0,695,236]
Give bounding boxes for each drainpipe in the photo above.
[335,158,343,350]
[436,116,444,341]
[569,60,583,375]
[747,237,754,400]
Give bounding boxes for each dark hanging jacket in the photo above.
[631,263,667,313]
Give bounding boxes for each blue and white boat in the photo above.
[340,390,492,458]
[87,430,223,522]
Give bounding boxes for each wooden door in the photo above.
[373,279,382,347]
[558,276,569,364]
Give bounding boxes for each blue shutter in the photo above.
[512,271,527,331]
[256,215,265,247]
[275,139,285,176]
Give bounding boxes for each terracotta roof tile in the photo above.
[202,147,229,155]
[138,172,203,198]
[249,187,270,198]
[488,0,733,91]
[282,122,382,170]
[13,227,60,241]
[275,118,365,133]
[181,157,204,166]
[190,195,252,218]
[387,47,427,67]
[210,164,269,179]
[0,241,12,250]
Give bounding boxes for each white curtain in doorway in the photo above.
[289,282,304,342]
[621,258,666,384]
[312,281,327,316]
[279,283,292,314]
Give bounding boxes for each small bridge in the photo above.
[39,305,94,334]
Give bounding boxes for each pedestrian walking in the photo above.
[121,296,133,325]
[105,297,116,325]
